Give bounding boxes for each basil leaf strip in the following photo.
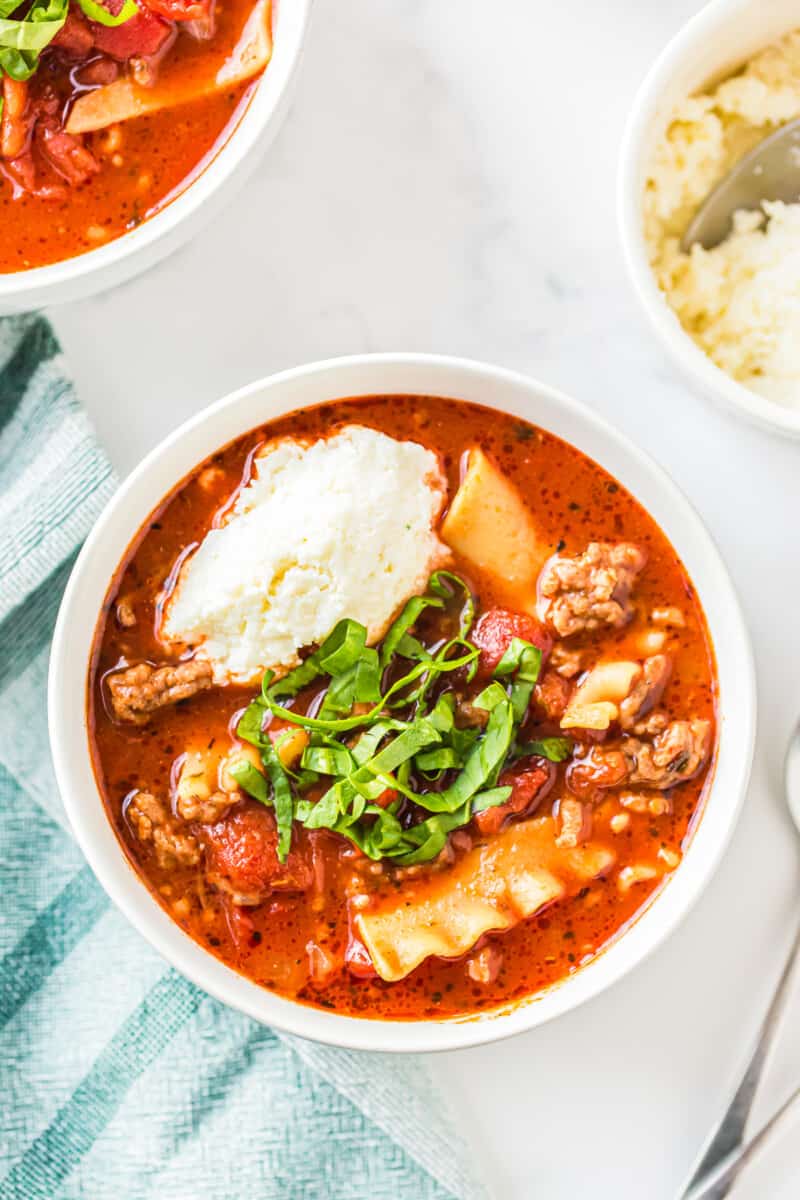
[419,682,514,813]
[262,742,295,861]
[316,618,368,675]
[229,746,294,862]
[229,760,270,805]
[360,717,440,777]
[0,0,71,85]
[0,46,38,79]
[0,0,68,52]
[267,656,323,700]
[517,736,573,763]
[380,593,444,668]
[266,616,370,703]
[316,650,381,721]
[493,637,543,723]
[390,636,478,709]
[390,783,511,865]
[391,809,468,865]
[350,719,403,765]
[301,744,357,776]
[302,783,344,830]
[428,570,476,637]
[414,747,462,772]
[471,786,514,813]
[259,644,478,734]
[0,15,63,51]
[236,699,269,747]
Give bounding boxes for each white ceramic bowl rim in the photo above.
[0,0,312,306]
[48,353,756,1053]
[618,0,800,438]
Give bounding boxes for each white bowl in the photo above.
[48,353,756,1052]
[0,0,312,313]
[618,0,800,438]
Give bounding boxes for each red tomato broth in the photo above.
[89,394,717,1020]
[0,0,265,273]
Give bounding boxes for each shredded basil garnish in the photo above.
[428,569,476,637]
[234,573,561,864]
[516,736,573,763]
[0,0,68,85]
[493,637,543,725]
[229,759,270,804]
[0,0,136,96]
[380,593,443,668]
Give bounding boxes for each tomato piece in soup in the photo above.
[204,805,312,905]
[90,7,174,59]
[473,758,554,835]
[472,607,552,676]
[144,0,210,19]
[51,10,94,55]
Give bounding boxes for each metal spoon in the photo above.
[677,725,800,1199]
[681,116,800,251]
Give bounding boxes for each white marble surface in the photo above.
[49,1,800,1196]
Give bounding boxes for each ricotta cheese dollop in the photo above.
[162,425,449,684]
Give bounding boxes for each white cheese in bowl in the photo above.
[644,28,800,406]
[161,425,449,684]
[657,202,800,406]
[645,31,800,251]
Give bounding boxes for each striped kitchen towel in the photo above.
[0,314,488,1200]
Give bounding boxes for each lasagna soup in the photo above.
[0,0,272,271]
[90,395,717,1019]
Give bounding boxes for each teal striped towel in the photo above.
[0,315,489,1200]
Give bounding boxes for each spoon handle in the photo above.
[682,1083,800,1200]
[679,916,800,1198]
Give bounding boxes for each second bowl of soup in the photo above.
[0,0,311,310]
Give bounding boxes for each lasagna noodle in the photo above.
[66,0,272,135]
[356,817,616,982]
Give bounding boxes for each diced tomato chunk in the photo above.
[306,940,341,988]
[226,903,257,949]
[142,0,209,20]
[473,758,554,836]
[90,6,173,60]
[51,9,94,57]
[36,121,99,185]
[533,670,571,722]
[472,608,552,677]
[466,942,503,984]
[345,935,377,980]
[204,804,312,905]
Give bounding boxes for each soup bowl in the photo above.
[48,353,756,1052]
[618,0,800,438]
[0,0,312,314]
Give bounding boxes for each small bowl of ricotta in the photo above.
[619,0,800,437]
